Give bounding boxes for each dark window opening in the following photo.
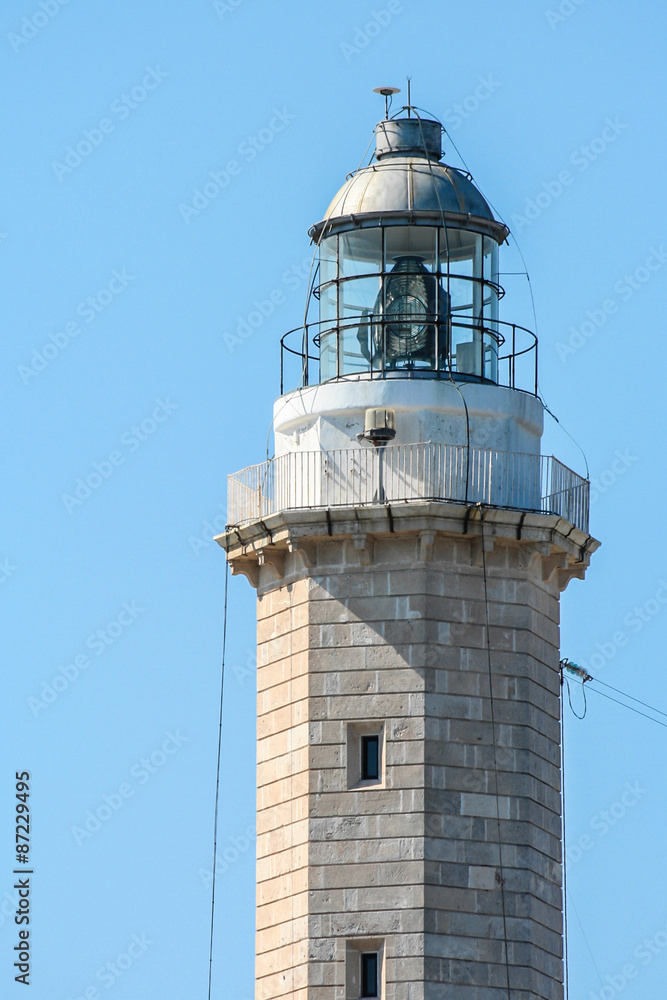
[361,736,379,781]
[361,952,378,998]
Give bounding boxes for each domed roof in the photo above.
[309,117,509,244]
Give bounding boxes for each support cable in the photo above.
[591,676,667,721]
[559,658,667,993]
[561,659,667,731]
[479,510,512,1000]
[413,112,473,500]
[564,676,587,720]
[444,378,471,501]
[541,402,590,482]
[586,684,667,731]
[414,109,453,344]
[442,123,590,480]
[288,584,296,993]
[207,558,230,1000]
[378,104,589,484]
[560,680,570,1000]
[567,890,606,993]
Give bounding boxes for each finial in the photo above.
[407,76,411,117]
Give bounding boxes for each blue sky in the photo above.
[2,1,667,997]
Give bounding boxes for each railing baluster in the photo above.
[227,444,590,535]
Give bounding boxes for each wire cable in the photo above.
[541,401,590,482]
[561,681,570,1000]
[441,125,474,178]
[562,659,667,730]
[207,558,230,1000]
[564,676,587,720]
[479,510,512,1000]
[567,890,606,993]
[298,248,320,392]
[441,123,591,481]
[413,109,453,331]
[560,660,667,995]
[448,380,471,501]
[412,111,474,496]
[354,130,377,172]
[586,683,667,731]
[590,676,667,721]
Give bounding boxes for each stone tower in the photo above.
[219,97,598,1000]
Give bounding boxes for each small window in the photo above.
[346,724,384,789]
[361,953,379,998]
[346,939,383,1000]
[361,736,379,781]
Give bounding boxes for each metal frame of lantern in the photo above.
[313,221,504,380]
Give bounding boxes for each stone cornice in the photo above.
[215,502,600,592]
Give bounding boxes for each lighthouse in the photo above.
[219,94,598,1000]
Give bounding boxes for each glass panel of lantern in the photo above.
[336,231,382,375]
[319,329,338,381]
[384,226,437,272]
[317,236,338,381]
[340,275,380,375]
[339,230,382,277]
[381,227,439,370]
[318,236,338,326]
[439,228,499,381]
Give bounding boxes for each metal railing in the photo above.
[280,315,538,396]
[227,443,589,534]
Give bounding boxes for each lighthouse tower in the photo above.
[219,96,598,1000]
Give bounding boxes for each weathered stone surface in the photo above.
[240,517,594,1000]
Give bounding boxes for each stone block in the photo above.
[257,819,309,858]
[467,865,501,890]
[460,793,511,820]
[385,739,423,767]
[329,908,421,937]
[364,644,413,670]
[256,868,308,905]
[307,646,367,674]
[256,916,309,958]
[257,745,308,786]
[258,675,308,716]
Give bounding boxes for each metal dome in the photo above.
[309,117,509,244]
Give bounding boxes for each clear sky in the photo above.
[2,1,667,997]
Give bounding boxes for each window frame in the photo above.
[346,722,385,789]
[346,939,384,1000]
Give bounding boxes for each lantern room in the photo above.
[281,103,536,393]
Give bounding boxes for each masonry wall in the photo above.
[256,577,311,1000]
[255,530,563,1000]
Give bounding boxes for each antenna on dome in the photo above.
[373,85,400,120]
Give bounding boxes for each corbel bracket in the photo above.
[258,548,285,580]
